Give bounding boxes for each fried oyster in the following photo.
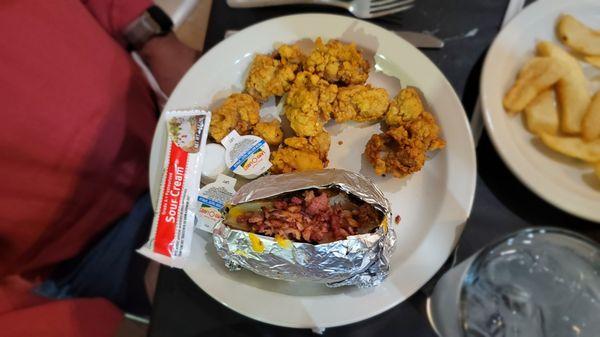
[210,93,260,142]
[304,37,369,85]
[277,44,305,65]
[333,85,389,123]
[252,120,284,146]
[385,87,425,126]
[270,147,324,174]
[270,130,331,173]
[283,129,331,164]
[284,72,338,137]
[365,110,445,178]
[245,44,305,102]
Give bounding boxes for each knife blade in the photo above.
[224,30,444,49]
[394,31,444,49]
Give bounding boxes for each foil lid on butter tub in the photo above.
[221,130,271,179]
[212,169,396,287]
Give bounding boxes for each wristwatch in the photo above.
[124,5,173,50]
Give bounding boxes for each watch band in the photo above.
[124,5,173,50]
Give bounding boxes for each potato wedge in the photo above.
[503,57,565,113]
[584,55,600,69]
[524,90,559,135]
[557,15,600,56]
[582,91,600,141]
[539,133,600,162]
[537,41,591,134]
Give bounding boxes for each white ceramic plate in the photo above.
[481,0,600,223]
[149,14,476,329]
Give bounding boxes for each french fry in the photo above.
[594,162,600,181]
[524,90,559,135]
[557,15,600,56]
[503,57,565,114]
[582,92,600,141]
[537,41,591,134]
[584,55,600,69]
[539,133,600,162]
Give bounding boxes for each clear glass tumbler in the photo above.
[427,227,600,337]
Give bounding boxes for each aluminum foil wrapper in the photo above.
[212,169,396,287]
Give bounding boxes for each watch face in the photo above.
[147,5,174,34]
[142,13,163,35]
[124,10,169,49]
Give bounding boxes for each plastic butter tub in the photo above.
[195,173,237,233]
[221,130,271,179]
[201,143,227,183]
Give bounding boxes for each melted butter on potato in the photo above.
[275,235,292,249]
[248,233,265,253]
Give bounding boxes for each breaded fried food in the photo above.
[406,111,446,151]
[245,54,297,102]
[270,129,331,173]
[277,44,305,65]
[386,87,425,126]
[245,44,305,102]
[210,93,260,142]
[270,147,324,174]
[333,85,389,123]
[252,120,284,146]
[304,37,369,85]
[284,129,331,163]
[285,87,322,137]
[365,111,445,177]
[284,72,338,136]
[292,71,338,121]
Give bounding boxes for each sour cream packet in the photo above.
[138,109,211,268]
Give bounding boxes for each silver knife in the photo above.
[224,30,444,49]
[395,30,444,49]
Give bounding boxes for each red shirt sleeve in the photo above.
[0,0,156,277]
[81,0,152,41]
[0,298,123,337]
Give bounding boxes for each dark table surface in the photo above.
[148,1,599,336]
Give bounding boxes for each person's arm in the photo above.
[82,0,198,95]
[138,32,199,96]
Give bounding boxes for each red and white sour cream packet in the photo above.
[139,109,211,268]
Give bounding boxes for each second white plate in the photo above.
[481,0,600,222]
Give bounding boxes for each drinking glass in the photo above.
[427,227,600,337]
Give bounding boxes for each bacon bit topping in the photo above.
[235,189,381,244]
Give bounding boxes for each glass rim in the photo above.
[456,226,599,334]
